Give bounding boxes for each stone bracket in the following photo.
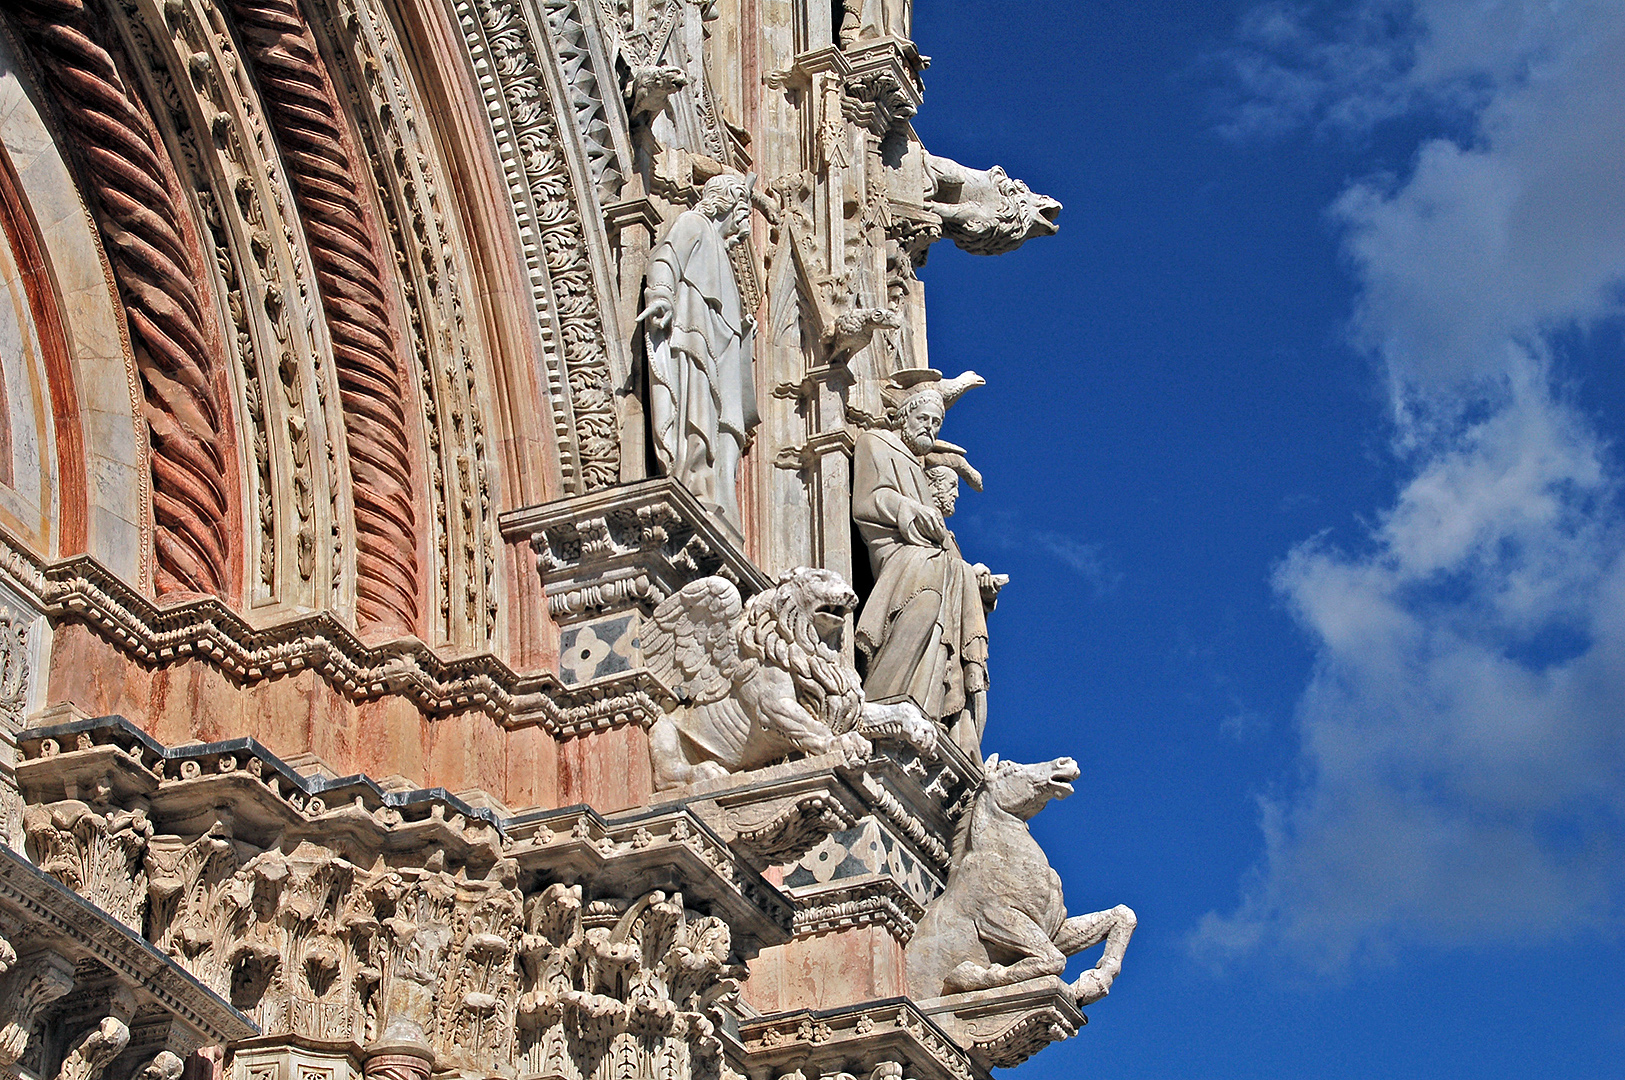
[739,998,983,1080]
[916,976,1085,1071]
[504,802,796,956]
[500,476,769,626]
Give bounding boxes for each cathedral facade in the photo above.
[0,3,1129,1080]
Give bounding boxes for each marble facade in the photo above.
[0,2,1131,1080]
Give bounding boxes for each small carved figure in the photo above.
[638,173,761,528]
[923,153,1061,257]
[644,567,933,789]
[905,756,1135,1006]
[853,369,1000,756]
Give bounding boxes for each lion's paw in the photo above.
[943,961,999,994]
[834,731,873,765]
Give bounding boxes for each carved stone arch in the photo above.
[301,0,507,649]
[447,0,632,499]
[537,0,634,203]
[0,1,244,601]
[0,112,85,562]
[218,0,430,638]
[90,0,337,619]
[110,0,349,618]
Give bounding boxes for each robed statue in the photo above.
[853,369,1004,757]
[638,173,760,528]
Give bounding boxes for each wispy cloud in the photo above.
[1196,0,1625,969]
[1034,533,1121,595]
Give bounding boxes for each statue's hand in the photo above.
[897,500,947,546]
[637,296,673,331]
[973,563,1008,610]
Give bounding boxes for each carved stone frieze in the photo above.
[0,532,660,736]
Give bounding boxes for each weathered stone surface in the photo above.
[0,0,1132,1076]
[905,757,1135,1008]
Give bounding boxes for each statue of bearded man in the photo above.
[638,172,760,528]
[853,369,1001,757]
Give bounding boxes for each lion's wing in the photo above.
[644,577,743,705]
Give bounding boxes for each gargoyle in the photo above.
[644,567,935,789]
[905,756,1135,1006]
[923,153,1061,256]
[626,65,688,119]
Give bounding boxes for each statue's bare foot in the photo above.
[1071,967,1113,1005]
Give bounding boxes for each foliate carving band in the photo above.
[456,0,621,493]
[226,0,420,633]
[9,0,232,598]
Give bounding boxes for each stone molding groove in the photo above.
[8,0,232,598]
[225,0,420,634]
[454,0,622,494]
[0,527,662,736]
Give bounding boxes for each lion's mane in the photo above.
[736,577,864,733]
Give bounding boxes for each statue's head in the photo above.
[882,369,983,455]
[926,464,959,516]
[898,391,945,454]
[698,173,755,244]
[982,754,1080,821]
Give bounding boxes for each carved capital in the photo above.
[500,478,768,631]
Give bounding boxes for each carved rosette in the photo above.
[225,0,421,635]
[8,0,233,597]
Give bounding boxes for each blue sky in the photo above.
[906,1,1625,1076]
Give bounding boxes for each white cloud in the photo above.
[1198,1,1625,968]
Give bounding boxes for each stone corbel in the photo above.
[57,988,138,1080]
[915,976,1085,1071]
[678,755,874,867]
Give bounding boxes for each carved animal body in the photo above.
[905,756,1135,1006]
[923,153,1062,257]
[643,568,931,790]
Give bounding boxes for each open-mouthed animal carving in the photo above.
[923,153,1061,257]
[644,568,936,790]
[11,0,232,597]
[227,0,419,634]
[906,756,1135,1006]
